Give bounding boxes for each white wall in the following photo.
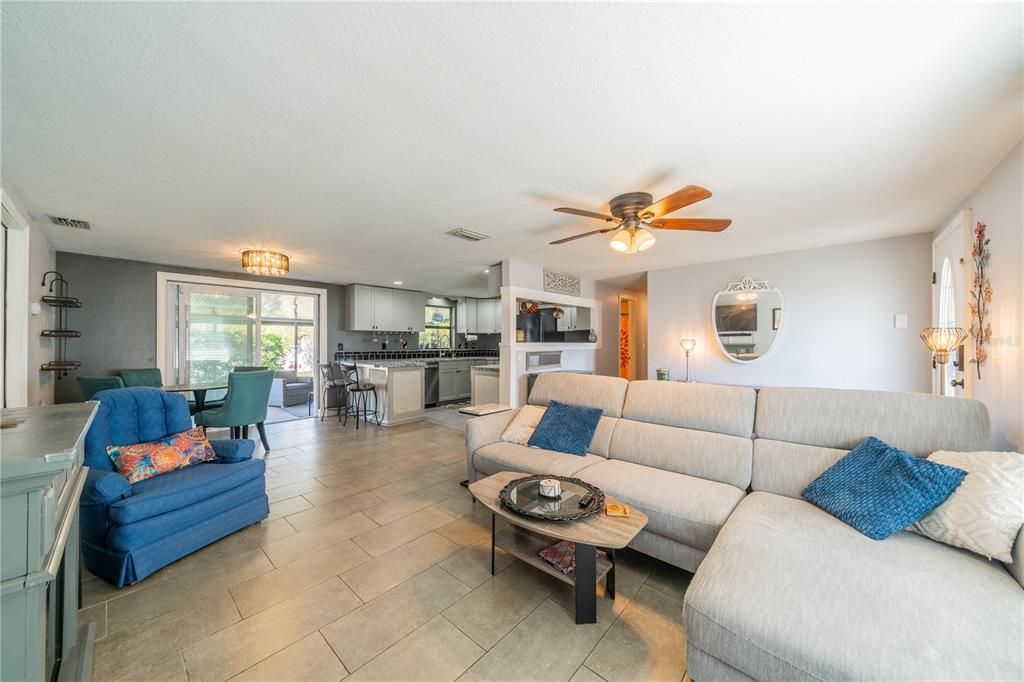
[938,141,1022,451]
[27,220,57,405]
[594,278,648,380]
[2,189,56,407]
[648,234,932,392]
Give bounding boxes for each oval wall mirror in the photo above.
[711,277,784,363]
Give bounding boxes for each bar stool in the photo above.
[318,363,345,422]
[341,364,381,429]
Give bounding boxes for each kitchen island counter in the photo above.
[355,363,425,426]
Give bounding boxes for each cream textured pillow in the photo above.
[500,405,547,445]
[911,450,1024,563]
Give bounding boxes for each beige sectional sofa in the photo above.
[466,373,758,571]
[464,373,1024,681]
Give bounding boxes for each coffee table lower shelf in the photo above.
[490,519,616,624]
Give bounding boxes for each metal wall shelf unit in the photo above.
[39,272,82,378]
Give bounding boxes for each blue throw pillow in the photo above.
[527,400,602,456]
[802,436,966,540]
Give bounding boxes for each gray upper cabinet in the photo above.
[372,287,394,331]
[346,285,426,332]
[348,285,377,330]
[476,298,496,334]
[556,305,592,332]
[403,291,426,332]
[458,297,500,334]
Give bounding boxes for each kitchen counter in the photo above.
[470,365,500,405]
[471,365,499,373]
[355,363,425,426]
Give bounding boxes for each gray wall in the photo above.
[53,252,497,402]
[647,233,933,392]
[54,252,355,403]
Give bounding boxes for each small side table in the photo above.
[459,403,512,416]
[459,404,513,488]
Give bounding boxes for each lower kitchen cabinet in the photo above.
[438,360,473,401]
[438,364,460,402]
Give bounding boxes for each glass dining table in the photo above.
[162,382,228,412]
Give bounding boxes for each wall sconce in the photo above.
[679,338,696,383]
[920,327,968,393]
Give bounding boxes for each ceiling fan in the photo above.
[550,185,731,254]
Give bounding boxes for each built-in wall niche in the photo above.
[515,298,594,343]
[712,277,783,363]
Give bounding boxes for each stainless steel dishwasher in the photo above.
[424,361,440,406]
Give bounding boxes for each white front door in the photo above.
[931,210,972,398]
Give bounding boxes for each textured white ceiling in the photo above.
[2,2,1021,297]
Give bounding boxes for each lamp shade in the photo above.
[920,327,967,364]
[609,229,632,253]
[634,228,656,252]
[241,250,289,276]
[679,338,696,353]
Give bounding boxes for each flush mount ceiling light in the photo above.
[241,250,289,277]
[393,281,403,286]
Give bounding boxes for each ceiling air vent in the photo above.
[445,227,489,242]
[48,215,91,230]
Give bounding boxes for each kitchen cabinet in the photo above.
[438,362,460,402]
[458,298,478,334]
[346,285,426,332]
[457,360,473,397]
[348,285,377,330]
[437,359,474,401]
[372,287,394,331]
[476,299,495,334]
[556,305,592,332]
[399,291,425,332]
[460,298,500,334]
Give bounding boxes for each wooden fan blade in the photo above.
[641,185,712,219]
[550,227,616,245]
[554,207,616,222]
[649,218,732,232]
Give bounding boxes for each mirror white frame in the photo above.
[711,276,784,364]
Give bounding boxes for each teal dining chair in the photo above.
[77,375,124,400]
[189,365,266,414]
[194,370,275,451]
[119,368,163,388]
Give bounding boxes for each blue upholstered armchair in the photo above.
[80,387,268,587]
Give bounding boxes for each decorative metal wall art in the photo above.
[968,221,992,379]
[543,269,581,297]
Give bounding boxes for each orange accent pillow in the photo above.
[106,427,216,484]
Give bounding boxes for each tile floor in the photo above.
[82,415,693,682]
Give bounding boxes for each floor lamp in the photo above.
[679,338,696,382]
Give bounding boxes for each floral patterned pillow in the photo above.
[106,427,216,484]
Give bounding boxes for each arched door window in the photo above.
[938,257,956,396]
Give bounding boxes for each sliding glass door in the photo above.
[167,283,318,387]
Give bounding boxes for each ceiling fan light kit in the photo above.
[610,227,656,254]
[551,185,731,254]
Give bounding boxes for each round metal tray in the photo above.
[498,474,605,522]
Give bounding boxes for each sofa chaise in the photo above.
[684,386,1022,681]
[464,373,1024,680]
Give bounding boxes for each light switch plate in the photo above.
[894,313,908,329]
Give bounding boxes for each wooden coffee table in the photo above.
[469,471,648,624]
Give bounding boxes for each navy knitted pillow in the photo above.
[527,400,602,456]
[802,436,966,540]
